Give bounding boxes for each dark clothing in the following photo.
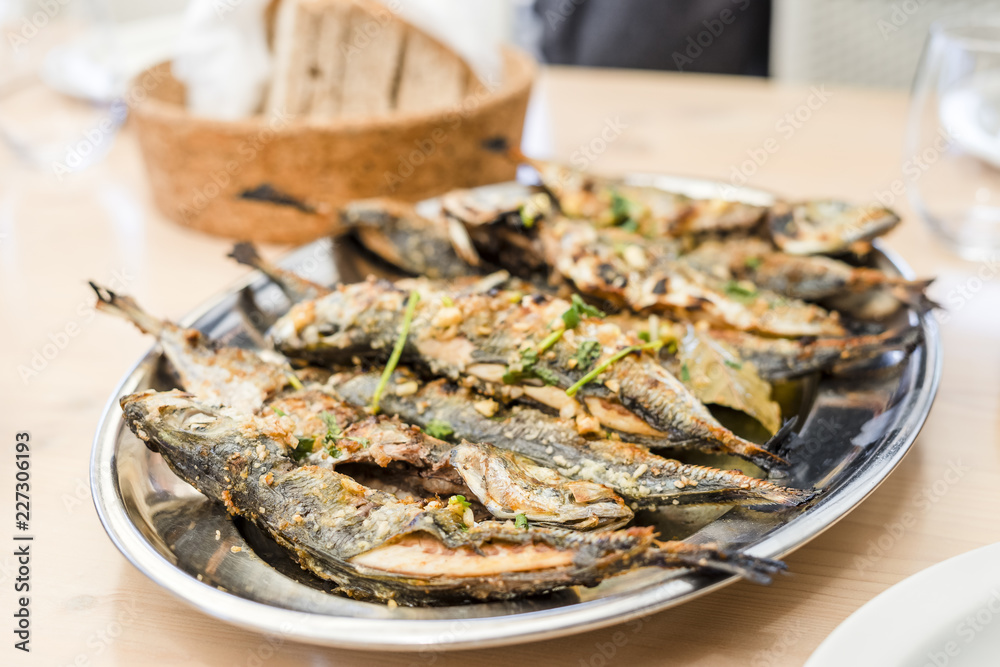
[534,0,771,76]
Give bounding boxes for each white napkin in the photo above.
[172,0,272,119]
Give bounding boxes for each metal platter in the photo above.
[91,178,941,650]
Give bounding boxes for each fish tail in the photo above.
[644,541,787,585]
[888,278,940,314]
[677,461,814,507]
[711,425,789,471]
[90,282,165,337]
[228,243,330,301]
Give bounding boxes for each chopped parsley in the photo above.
[637,331,651,342]
[573,340,602,372]
[680,363,691,383]
[565,340,664,397]
[425,419,455,440]
[514,513,528,529]
[561,294,606,329]
[290,436,314,461]
[723,280,758,304]
[271,406,288,417]
[441,295,454,307]
[371,290,420,414]
[744,256,763,270]
[320,412,342,440]
[448,495,471,510]
[724,359,743,370]
[502,347,560,386]
[610,191,640,232]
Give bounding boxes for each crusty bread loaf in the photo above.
[266,0,474,119]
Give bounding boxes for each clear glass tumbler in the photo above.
[907,19,1000,261]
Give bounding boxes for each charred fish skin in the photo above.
[682,238,930,303]
[339,200,482,279]
[705,326,923,381]
[266,389,633,530]
[535,218,847,338]
[120,389,668,605]
[268,279,787,468]
[335,373,815,509]
[91,282,288,414]
[767,200,901,256]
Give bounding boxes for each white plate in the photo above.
[806,543,1000,666]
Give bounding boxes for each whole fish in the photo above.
[534,217,848,337]
[681,238,933,306]
[482,141,767,238]
[767,200,901,256]
[700,326,923,381]
[609,312,923,382]
[122,390,785,604]
[91,282,289,414]
[268,278,789,469]
[335,372,815,509]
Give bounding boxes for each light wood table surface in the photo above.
[2,66,997,667]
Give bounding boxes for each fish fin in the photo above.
[227,243,331,301]
[90,282,164,337]
[762,415,798,460]
[645,541,787,585]
[228,242,264,270]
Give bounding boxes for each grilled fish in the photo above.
[339,199,481,279]
[122,390,785,604]
[535,217,847,337]
[96,283,631,529]
[682,238,932,305]
[335,372,815,508]
[483,142,767,238]
[767,200,901,256]
[269,390,633,530]
[702,326,923,381]
[92,282,288,414]
[268,278,789,469]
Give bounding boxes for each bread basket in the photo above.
[131,46,536,243]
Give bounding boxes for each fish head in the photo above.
[770,200,900,255]
[120,390,268,495]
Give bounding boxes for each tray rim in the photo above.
[90,178,942,651]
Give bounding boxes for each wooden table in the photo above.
[2,66,997,667]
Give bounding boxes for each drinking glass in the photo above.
[907,19,1000,261]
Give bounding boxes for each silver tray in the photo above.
[91,178,942,650]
